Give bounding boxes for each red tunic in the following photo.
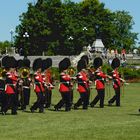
[45,69,53,90]
[112,70,121,89]
[34,72,45,93]
[5,72,18,94]
[95,70,107,90]
[77,71,88,93]
[59,72,71,92]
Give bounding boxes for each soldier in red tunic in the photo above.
[43,58,54,108]
[54,58,71,111]
[74,58,89,110]
[0,61,6,112]
[1,56,18,115]
[90,57,112,108]
[18,58,32,111]
[30,58,45,113]
[108,57,125,106]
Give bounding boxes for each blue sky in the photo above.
[0,0,139,44]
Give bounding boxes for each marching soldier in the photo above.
[0,62,6,112]
[30,58,45,113]
[74,58,89,110]
[18,58,32,111]
[67,67,75,106]
[54,58,72,111]
[108,57,125,107]
[43,58,54,108]
[1,56,18,115]
[90,57,112,108]
[81,55,92,105]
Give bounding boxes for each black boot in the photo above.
[90,103,95,108]
[73,104,78,110]
[65,107,71,112]
[54,105,59,111]
[39,109,44,113]
[30,107,35,113]
[11,111,17,115]
[108,101,112,106]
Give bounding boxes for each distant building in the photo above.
[91,39,105,53]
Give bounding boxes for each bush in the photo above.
[102,64,140,80]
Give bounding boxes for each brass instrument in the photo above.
[67,67,76,77]
[19,67,30,78]
[0,68,7,78]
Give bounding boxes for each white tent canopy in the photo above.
[92,39,105,53]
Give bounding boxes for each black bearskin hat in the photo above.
[46,58,52,68]
[32,58,42,71]
[42,59,47,72]
[17,59,24,69]
[63,58,71,68]
[81,55,89,65]
[1,55,9,68]
[59,58,71,72]
[42,58,52,72]
[23,58,30,68]
[93,57,103,69]
[111,57,120,69]
[2,56,17,68]
[77,59,87,72]
[9,56,17,68]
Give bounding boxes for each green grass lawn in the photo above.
[0,83,140,140]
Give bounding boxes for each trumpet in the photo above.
[19,67,30,78]
[0,68,7,78]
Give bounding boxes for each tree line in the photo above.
[2,0,139,56]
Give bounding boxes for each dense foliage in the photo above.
[0,41,11,55]
[14,0,138,55]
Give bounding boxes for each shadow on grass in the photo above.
[128,113,140,116]
[48,108,68,112]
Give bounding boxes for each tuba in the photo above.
[19,67,30,78]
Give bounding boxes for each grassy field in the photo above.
[0,83,140,140]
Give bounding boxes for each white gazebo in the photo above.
[92,39,105,53]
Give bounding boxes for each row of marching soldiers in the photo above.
[0,55,54,115]
[0,55,126,115]
[54,56,126,111]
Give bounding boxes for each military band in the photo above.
[0,54,131,115]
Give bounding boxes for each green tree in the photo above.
[14,0,138,55]
[0,41,11,54]
[110,11,138,51]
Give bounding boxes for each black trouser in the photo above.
[74,92,89,109]
[31,92,44,112]
[108,87,120,106]
[0,91,6,112]
[44,89,52,108]
[90,89,105,108]
[55,92,71,111]
[87,88,90,105]
[70,89,73,106]
[21,88,30,110]
[2,94,17,114]
[0,92,3,106]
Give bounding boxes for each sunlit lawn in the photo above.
[0,83,140,140]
